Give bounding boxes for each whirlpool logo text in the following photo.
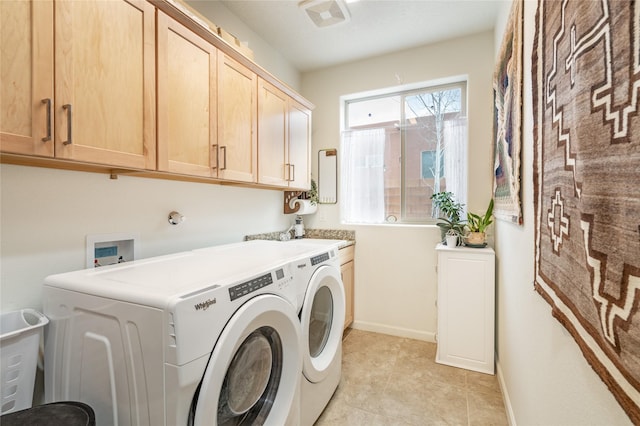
[194,298,216,311]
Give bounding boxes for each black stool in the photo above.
[0,401,95,426]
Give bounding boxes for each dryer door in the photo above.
[192,294,301,426]
[300,265,345,383]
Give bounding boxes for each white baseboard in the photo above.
[351,320,436,342]
[496,357,517,426]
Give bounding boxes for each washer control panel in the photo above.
[228,272,275,301]
[311,252,330,266]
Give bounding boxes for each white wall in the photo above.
[493,1,631,424]
[301,31,496,341]
[0,164,291,312]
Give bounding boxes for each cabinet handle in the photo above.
[211,144,219,170]
[220,146,227,170]
[62,104,72,145]
[41,99,52,142]
[290,163,295,182]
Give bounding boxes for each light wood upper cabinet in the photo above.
[217,52,257,183]
[257,78,311,190]
[258,78,289,187]
[288,100,311,190]
[157,11,217,177]
[54,0,156,169]
[1,0,312,190]
[0,0,54,157]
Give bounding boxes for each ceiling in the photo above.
[215,0,505,72]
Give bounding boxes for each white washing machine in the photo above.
[43,241,304,426]
[287,240,346,426]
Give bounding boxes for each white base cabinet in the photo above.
[435,243,495,374]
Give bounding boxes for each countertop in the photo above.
[245,228,355,249]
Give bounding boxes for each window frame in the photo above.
[341,79,468,225]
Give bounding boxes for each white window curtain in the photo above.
[341,128,386,223]
[443,117,468,214]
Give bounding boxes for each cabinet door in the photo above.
[341,260,354,330]
[54,0,156,169]
[288,100,311,190]
[257,78,288,186]
[157,12,217,177]
[0,0,54,156]
[436,248,495,374]
[217,52,257,182]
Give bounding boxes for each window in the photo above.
[341,81,467,224]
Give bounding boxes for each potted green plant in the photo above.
[445,228,461,247]
[431,191,465,243]
[307,179,319,205]
[465,199,494,245]
[431,191,464,222]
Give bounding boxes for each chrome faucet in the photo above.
[279,225,295,241]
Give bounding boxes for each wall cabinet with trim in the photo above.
[157,11,217,177]
[1,0,313,190]
[287,99,312,190]
[435,244,495,374]
[257,78,311,190]
[217,52,257,183]
[55,0,156,169]
[339,244,355,330]
[1,0,156,169]
[0,0,54,157]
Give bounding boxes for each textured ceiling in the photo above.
[214,0,505,71]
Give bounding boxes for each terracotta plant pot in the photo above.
[466,232,485,245]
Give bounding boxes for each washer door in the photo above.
[192,294,302,426]
[300,265,345,383]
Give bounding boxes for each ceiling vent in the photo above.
[299,0,351,28]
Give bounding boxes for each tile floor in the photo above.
[315,329,509,426]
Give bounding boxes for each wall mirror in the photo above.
[318,149,337,204]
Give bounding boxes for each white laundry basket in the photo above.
[0,309,49,415]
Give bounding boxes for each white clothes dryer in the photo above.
[288,240,346,426]
[43,241,303,426]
